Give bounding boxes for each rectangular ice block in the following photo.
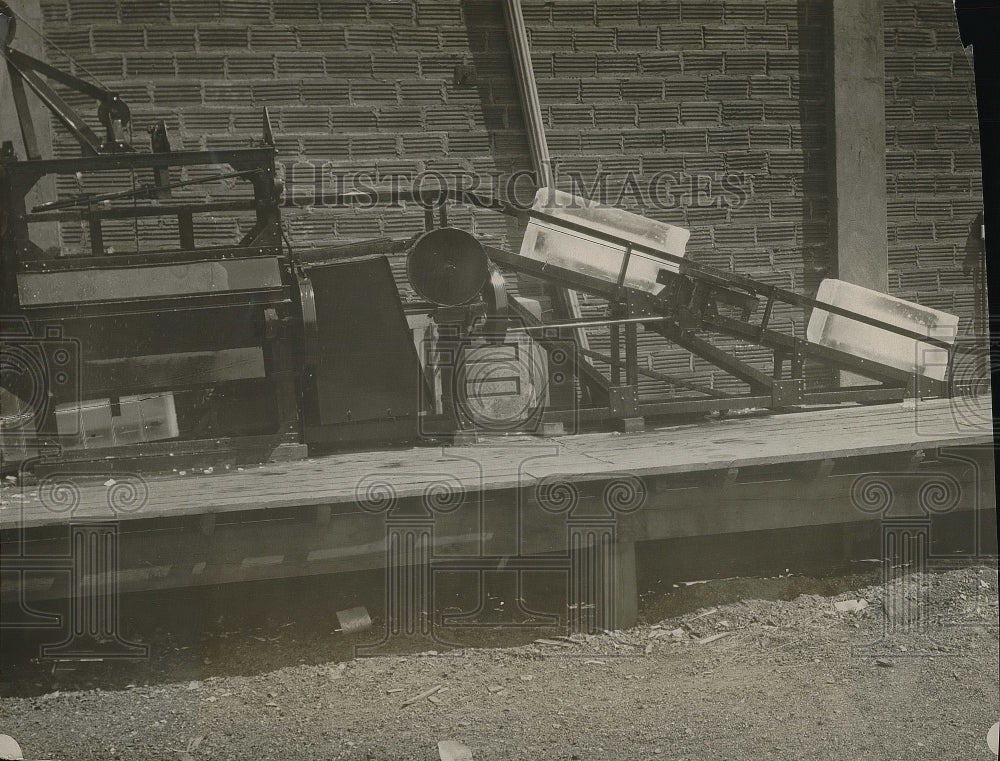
[806,279,959,382]
[518,188,690,295]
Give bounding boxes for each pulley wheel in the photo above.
[406,227,489,307]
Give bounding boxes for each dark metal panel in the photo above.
[17,257,283,305]
[302,255,426,428]
[26,303,279,366]
[82,347,266,393]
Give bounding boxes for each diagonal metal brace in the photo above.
[650,321,774,395]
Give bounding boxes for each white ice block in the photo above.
[806,279,959,382]
[519,188,690,295]
[55,392,179,449]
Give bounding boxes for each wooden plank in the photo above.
[7,410,989,517]
[569,400,991,454]
[2,397,991,530]
[589,434,992,476]
[640,471,988,541]
[611,539,638,629]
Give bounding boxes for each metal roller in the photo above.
[406,227,489,307]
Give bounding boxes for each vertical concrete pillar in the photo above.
[829,0,888,293]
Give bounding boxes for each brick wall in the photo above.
[883,0,982,334]
[25,0,980,395]
[35,0,533,272]
[522,0,833,392]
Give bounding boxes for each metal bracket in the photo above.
[609,385,639,418]
[911,375,943,399]
[790,338,807,379]
[148,121,172,196]
[771,378,804,407]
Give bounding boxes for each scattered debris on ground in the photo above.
[1,566,996,760]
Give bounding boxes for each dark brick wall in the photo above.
[883,0,981,332]
[35,0,533,275]
[26,0,980,394]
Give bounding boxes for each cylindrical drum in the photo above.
[406,227,489,306]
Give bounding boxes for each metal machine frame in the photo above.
[1,3,431,468]
[489,205,950,428]
[0,7,308,467]
[0,142,307,465]
[347,186,954,432]
[1,0,957,465]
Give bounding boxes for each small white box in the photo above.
[55,392,179,449]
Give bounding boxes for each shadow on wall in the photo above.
[463,0,534,249]
[798,0,833,296]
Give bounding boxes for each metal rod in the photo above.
[508,315,670,332]
[577,347,732,398]
[6,60,40,160]
[32,168,261,213]
[26,199,258,223]
[760,289,775,333]
[4,45,113,102]
[507,297,611,404]
[9,62,102,154]
[86,209,103,255]
[611,323,621,385]
[615,242,633,292]
[5,146,276,175]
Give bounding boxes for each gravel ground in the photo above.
[1,565,997,761]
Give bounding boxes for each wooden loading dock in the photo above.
[1,395,995,646]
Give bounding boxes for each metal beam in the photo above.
[501,0,591,360]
